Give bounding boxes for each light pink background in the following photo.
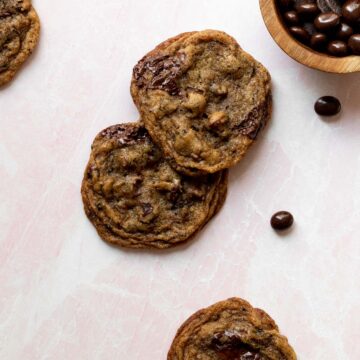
[1,1,360,359]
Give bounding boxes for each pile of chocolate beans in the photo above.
[277,0,360,56]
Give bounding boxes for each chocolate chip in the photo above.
[327,40,348,55]
[0,64,9,72]
[314,12,341,31]
[348,33,360,54]
[101,124,148,145]
[210,332,263,360]
[133,53,185,96]
[142,203,153,216]
[342,0,360,24]
[314,96,341,116]
[236,100,269,140]
[271,211,294,231]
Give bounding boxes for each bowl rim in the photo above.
[259,0,360,74]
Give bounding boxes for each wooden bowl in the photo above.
[259,0,360,74]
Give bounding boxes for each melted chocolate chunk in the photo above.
[211,331,264,360]
[236,100,269,140]
[133,53,185,95]
[100,124,148,145]
[141,203,153,216]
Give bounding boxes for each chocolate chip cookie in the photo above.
[0,0,40,87]
[81,122,228,249]
[167,298,297,360]
[131,30,272,175]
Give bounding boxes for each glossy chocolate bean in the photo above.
[279,0,293,8]
[284,11,300,25]
[311,33,328,48]
[271,211,294,231]
[289,26,311,42]
[327,40,348,55]
[314,12,341,31]
[278,0,358,57]
[315,96,341,116]
[342,0,360,24]
[336,22,354,40]
[295,3,320,19]
[348,33,360,54]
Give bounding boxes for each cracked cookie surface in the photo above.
[0,0,40,86]
[167,298,297,360]
[131,30,272,175]
[81,122,227,249]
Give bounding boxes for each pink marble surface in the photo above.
[0,0,360,359]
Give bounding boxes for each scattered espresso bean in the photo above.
[348,34,360,54]
[284,11,300,25]
[290,26,311,42]
[336,22,354,40]
[328,40,348,55]
[295,3,320,19]
[311,33,328,48]
[315,96,341,116]
[314,12,341,31]
[271,211,294,231]
[342,0,360,24]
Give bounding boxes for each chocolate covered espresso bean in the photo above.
[295,3,320,19]
[311,33,328,48]
[315,96,341,116]
[328,40,348,55]
[290,26,311,42]
[271,211,294,231]
[277,0,360,57]
[284,11,300,25]
[342,0,360,24]
[348,34,360,54]
[336,23,354,40]
[314,12,341,31]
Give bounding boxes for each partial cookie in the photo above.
[0,0,40,87]
[168,298,297,360]
[131,30,271,175]
[81,122,227,250]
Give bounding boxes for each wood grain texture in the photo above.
[259,0,360,74]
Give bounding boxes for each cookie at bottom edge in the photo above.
[167,297,297,360]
